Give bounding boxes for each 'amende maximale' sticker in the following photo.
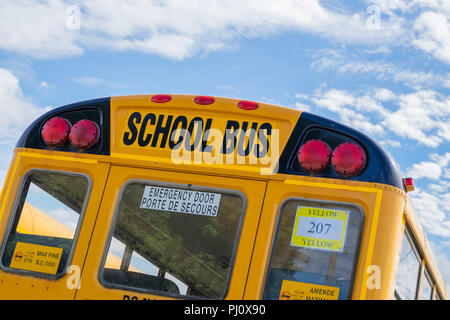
[290,206,349,252]
[140,185,222,217]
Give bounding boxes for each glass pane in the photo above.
[101,182,245,298]
[395,231,421,300]
[419,268,433,300]
[264,200,363,300]
[1,171,89,276]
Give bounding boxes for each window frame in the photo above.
[419,266,434,300]
[97,178,248,299]
[262,197,365,300]
[0,168,92,279]
[394,226,422,300]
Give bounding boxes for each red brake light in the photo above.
[69,119,99,150]
[41,117,71,148]
[237,100,259,110]
[151,94,172,103]
[194,96,215,105]
[331,142,366,176]
[298,139,331,172]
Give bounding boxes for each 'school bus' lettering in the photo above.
[122,112,272,158]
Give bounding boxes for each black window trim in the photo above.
[97,178,248,300]
[395,225,422,300]
[419,266,434,300]
[261,197,365,300]
[0,168,92,280]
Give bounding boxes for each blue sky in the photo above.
[0,0,449,296]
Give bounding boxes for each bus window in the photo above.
[100,181,245,299]
[0,170,89,277]
[263,199,363,300]
[394,229,421,299]
[433,289,442,300]
[419,267,433,300]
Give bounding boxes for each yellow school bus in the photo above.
[0,94,446,300]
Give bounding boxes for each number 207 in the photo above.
[308,222,331,234]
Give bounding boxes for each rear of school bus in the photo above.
[0,94,445,300]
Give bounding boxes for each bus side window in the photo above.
[263,200,363,300]
[0,170,90,277]
[419,267,433,300]
[394,228,421,299]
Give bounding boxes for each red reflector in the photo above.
[151,94,172,103]
[69,119,99,150]
[331,142,366,176]
[41,117,71,148]
[237,100,259,110]
[298,139,331,172]
[403,177,415,192]
[194,96,215,105]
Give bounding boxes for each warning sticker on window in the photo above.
[279,280,339,300]
[10,242,63,275]
[140,186,222,217]
[290,206,349,252]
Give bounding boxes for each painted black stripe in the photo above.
[16,97,111,155]
[277,112,403,190]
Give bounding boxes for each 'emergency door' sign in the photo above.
[140,185,222,217]
[291,206,349,252]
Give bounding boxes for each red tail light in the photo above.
[298,139,331,172]
[237,100,259,110]
[403,177,415,192]
[41,117,71,148]
[331,142,366,176]
[69,119,100,150]
[151,94,172,103]
[194,96,215,105]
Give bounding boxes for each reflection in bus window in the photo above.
[420,268,433,300]
[263,200,363,300]
[1,171,89,276]
[101,182,245,298]
[395,230,421,300]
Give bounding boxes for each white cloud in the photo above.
[311,49,445,89]
[366,0,450,65]
[0,0,83,59]
[413,11,450,64]
[0,0,406,61]
[0,67,50,185]
[293,102,312,112]
[410,190,450,239]
[407,162,442,180]
[407,152,450,239]
[40,81,53,88]
[380,139,401,148]
[0,68,50,143]
[383,91,450,148]
[296,88,450,148]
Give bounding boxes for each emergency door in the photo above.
[76,165,266,300]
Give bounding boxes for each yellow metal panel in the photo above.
[75,165,266,300]
[110,95,300,176]
[0,150,110,299]
[244,177,406,300]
